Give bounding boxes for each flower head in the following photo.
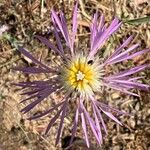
[14,2,149,148]
[61,54,103,96]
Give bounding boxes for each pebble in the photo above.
[111,92,120,99]
[147,108,150,114]
[129,118,136,128]
[135,102,140,111]
[113,145,120,150]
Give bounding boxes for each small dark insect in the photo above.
[87,60,93,65]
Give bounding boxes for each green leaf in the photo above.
[3,33,20,49]
[124,16,150,25]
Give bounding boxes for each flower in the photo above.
[14,2,149,148]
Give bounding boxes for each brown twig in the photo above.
[79,0,91,21]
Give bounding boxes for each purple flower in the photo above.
[14,3,149,148]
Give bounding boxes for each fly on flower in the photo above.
[14,2,149,148]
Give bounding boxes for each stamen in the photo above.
[76,71,85,81]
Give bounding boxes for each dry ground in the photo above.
[0,0,150,150]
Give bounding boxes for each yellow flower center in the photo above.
[61,55,102,96]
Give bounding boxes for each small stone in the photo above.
[135,102,140,111]
[147,109,150,114]
[137,120,141,125]
[113,145,120,150]
[111,92,120,99]
[129,118,136,128]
